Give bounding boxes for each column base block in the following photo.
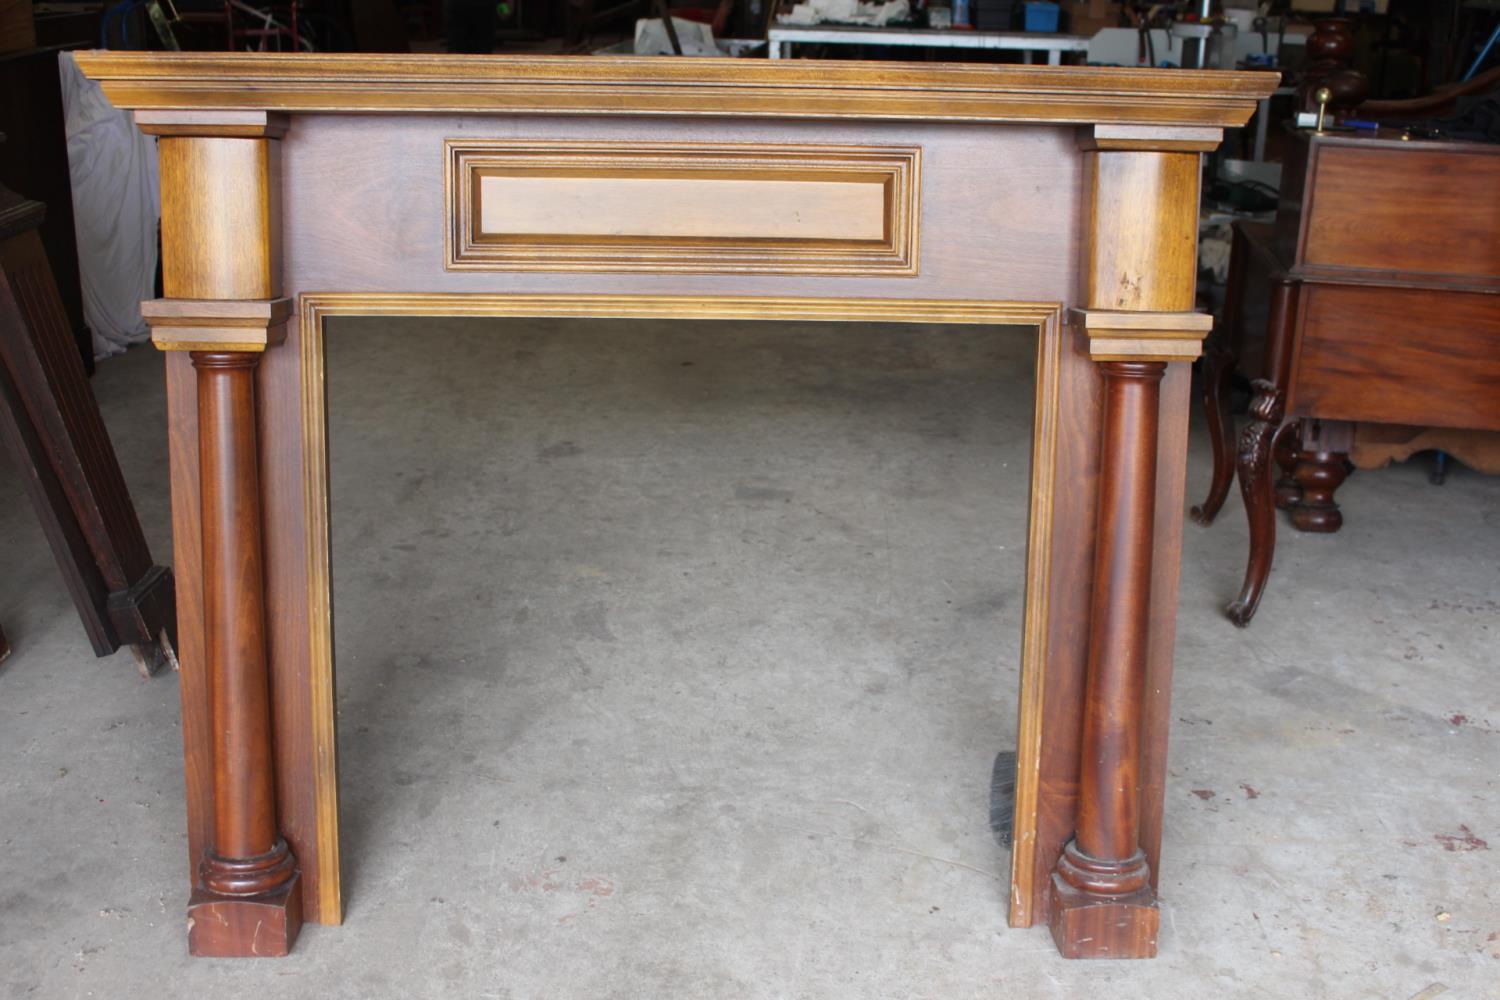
[187,872,303,957]
[1047,873,1159,959]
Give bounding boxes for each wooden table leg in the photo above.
[1191,223,1249,527]
[1290,451,1350,530]
[1227,380,1285,627]
[1,179,176,673]
[1225,268,1299,627]
[1191,337,1237,526]
[1290,420,1353,533]
[1273,420,1302,510]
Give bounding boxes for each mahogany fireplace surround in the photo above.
[74,52,1276,960]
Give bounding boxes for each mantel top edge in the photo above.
[73,51,1279,127]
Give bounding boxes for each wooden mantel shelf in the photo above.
[73,52,1272,126]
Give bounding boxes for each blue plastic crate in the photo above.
[1023,1,1059,32]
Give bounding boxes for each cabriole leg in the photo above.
[1190,339,1236,526]
[1226,380,1285,627]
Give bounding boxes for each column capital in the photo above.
[1075,309,1213,363]
[143,297,292,352]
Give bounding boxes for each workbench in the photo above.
[767,24,1090,64]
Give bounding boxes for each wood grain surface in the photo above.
[74,52,1277,127]
[1078,308,1212,362]
[143,297,292,352]
[1290,283,1500,430]
[257,313,335,924]
[1026,148,1202,957]
[288,116,1081,304]
[158,138,282,301]
[1,226,161,649]
[1301,142,1500,287]
[165,351,213,888]
[1085,152,1200,312]
[447,140,920,275]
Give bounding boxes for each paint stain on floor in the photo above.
[1433,825,1489,852]
[510,861,617,925]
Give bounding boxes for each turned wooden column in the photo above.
[1080,368,1162,859]
[1049,356,1165,951]
[1289,419,1353,533]
[1051,129,1217,959]
[193,350,296,896]
[136,110,301,957]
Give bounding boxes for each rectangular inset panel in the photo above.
[446,141,920,275]
[1302,144,1500,286]
[1291,283,1500,430]
[479,176,889,242]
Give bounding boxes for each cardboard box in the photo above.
[0,0,37,54]
[1063,0,1118,35]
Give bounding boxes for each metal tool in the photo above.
[653,0,683,54]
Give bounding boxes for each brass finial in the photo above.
[1314,87,1332,133]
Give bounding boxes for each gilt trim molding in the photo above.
[445,141,920,276]
[74,52,1277,128]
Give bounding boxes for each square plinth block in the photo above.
[1048,874,1159,959]
[187,873,303,957]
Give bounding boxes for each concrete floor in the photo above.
[1,318,1496,999]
